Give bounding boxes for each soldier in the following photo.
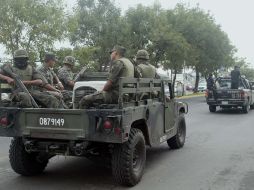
[206,74,215,90]
[57,56,75,91]
[231,66,241,89]
[37,53,64,98]
[206,73,217,100]
[79,45,134,109]
[0,49,59,108]
[134,49,160,99]
[134,49,157,78]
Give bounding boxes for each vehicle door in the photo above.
[164,82,176,132]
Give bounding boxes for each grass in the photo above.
[176,92,205,99]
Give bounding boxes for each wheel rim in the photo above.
[132,141,144,174]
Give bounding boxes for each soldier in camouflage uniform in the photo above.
[134,49,160,99]
[134,49,158,78]
[57,56,75,91]
[79,45,134,109]
[0,49,59,108]
[37,53,64,98]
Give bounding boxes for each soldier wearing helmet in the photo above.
[36,53,68,106]
[79,45,134,109]
[57,56,76,90]
[134,49,158,78]
[38,52,64,90]
[0,49,60,108]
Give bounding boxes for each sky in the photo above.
[113,0,254,67]
[1,0,254,67]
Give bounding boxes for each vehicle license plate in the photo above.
[221,101,228,105]
[39,117,65,127]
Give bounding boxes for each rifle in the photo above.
[3,67,39,108]
[74,66,87,82]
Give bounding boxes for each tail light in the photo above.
[103,120,113,133]
[99,116,122,135]
[0,117,9,127]
[114,127,121,135]
[240,91,246,99]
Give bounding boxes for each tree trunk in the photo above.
[172,69,177,95]
[194,69,200,93]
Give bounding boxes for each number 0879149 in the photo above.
[39,117,65,127]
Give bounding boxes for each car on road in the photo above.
[206,77,254,113]
[198,82,207,92]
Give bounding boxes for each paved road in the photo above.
[0,97,254,190]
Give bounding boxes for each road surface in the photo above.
[0,96,254,190]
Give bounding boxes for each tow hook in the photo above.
[73,142,89,156]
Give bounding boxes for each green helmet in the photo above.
[14,49,28,58]
[63,56,75,66]
[136,49,149,60]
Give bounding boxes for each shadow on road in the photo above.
[212,108,248,115]
[6,144,175,189]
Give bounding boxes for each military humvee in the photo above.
[0,75,188,186]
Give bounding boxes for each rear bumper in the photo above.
[207,99,246,106]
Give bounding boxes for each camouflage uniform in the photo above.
[37,65,58,86]
[134,50,159,99]
[79,57,134,109]
[37,64,65,102]
[57,56,75,91]
[0,50,59,108]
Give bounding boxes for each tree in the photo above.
[124,4,159,56]
[148,10,191,89]
[68,0,123,71]
[241,66,254,81]
[54,47,99,71]
[0,0,66,62]
[168,4,235,92]
[234,58,254,81]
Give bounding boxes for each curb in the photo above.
[176,93,205,99]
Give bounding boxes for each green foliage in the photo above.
[167,4,236,90]
[241,67,254,81]
[238,61,254,81]
[54,47,99,72]
[124,4,159,55]
[68,0,122,71]
[0,0,66,62]
[0,0,242,84]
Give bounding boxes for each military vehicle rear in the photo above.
[0,76,188,186]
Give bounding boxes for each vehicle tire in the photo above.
[167,114,186,149]
[242,103,250,114]
[111,128,146,187]
[250,104,254,110]
[209,105,216,113]
[9,137,48,176]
